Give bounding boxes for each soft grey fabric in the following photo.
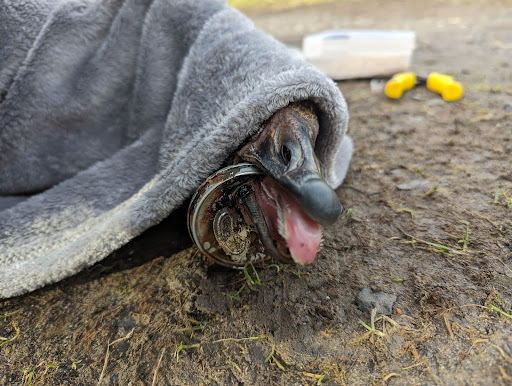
[0,0,351,298]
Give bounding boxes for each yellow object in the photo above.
[426,72,463,101]
[385,72,417,99]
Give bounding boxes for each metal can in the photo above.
[187,163,269,268]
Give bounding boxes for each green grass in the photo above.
[243,263,262,286]
[399,227,469,257]
[24,369,35,386]
[490,305,512,319]
[174,342,201,362]
[492,188,512,208]
[230,283,246,301]
[358,308,385,338]
[462,225,469,251]
[265,344,275,363]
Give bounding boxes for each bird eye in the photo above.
[280,145,292,166]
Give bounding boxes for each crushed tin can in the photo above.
[187,163,270,268]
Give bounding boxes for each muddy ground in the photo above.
[1,0,511,385]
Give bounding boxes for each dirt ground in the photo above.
[1,0,512,385]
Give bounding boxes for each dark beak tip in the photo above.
[299,178,342,226]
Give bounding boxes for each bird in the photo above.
[188,101,342,268]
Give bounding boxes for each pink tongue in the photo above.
[265,180,322,265]
[282,195,322,264]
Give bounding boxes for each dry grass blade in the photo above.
[151,347,166,386]
[97,329,134,385]
[402,360,427,370]
[443,314,454,338]
[265,344,286,371]
[498,365,512,381]
[97,344,110,386]
[0,322,20,346]
[491,345,512,364]
[382,372,401,382]
[213,335,266,343]
[302,372,325,385]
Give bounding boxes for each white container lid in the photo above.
[303,30,416,58]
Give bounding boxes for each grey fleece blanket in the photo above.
[0,0,352,298]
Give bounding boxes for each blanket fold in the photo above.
[0,0,350,298]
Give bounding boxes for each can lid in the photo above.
[187,163,269,268]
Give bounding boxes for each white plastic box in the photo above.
[302,30,416,80]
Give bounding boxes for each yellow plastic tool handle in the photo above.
[426,72,463,101]
[385,72,417,99]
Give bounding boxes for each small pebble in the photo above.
[355,287,397,315]
[396,179,430,190]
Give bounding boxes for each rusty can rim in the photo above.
[188,163,264,267]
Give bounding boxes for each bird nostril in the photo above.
[280,145,292,166]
